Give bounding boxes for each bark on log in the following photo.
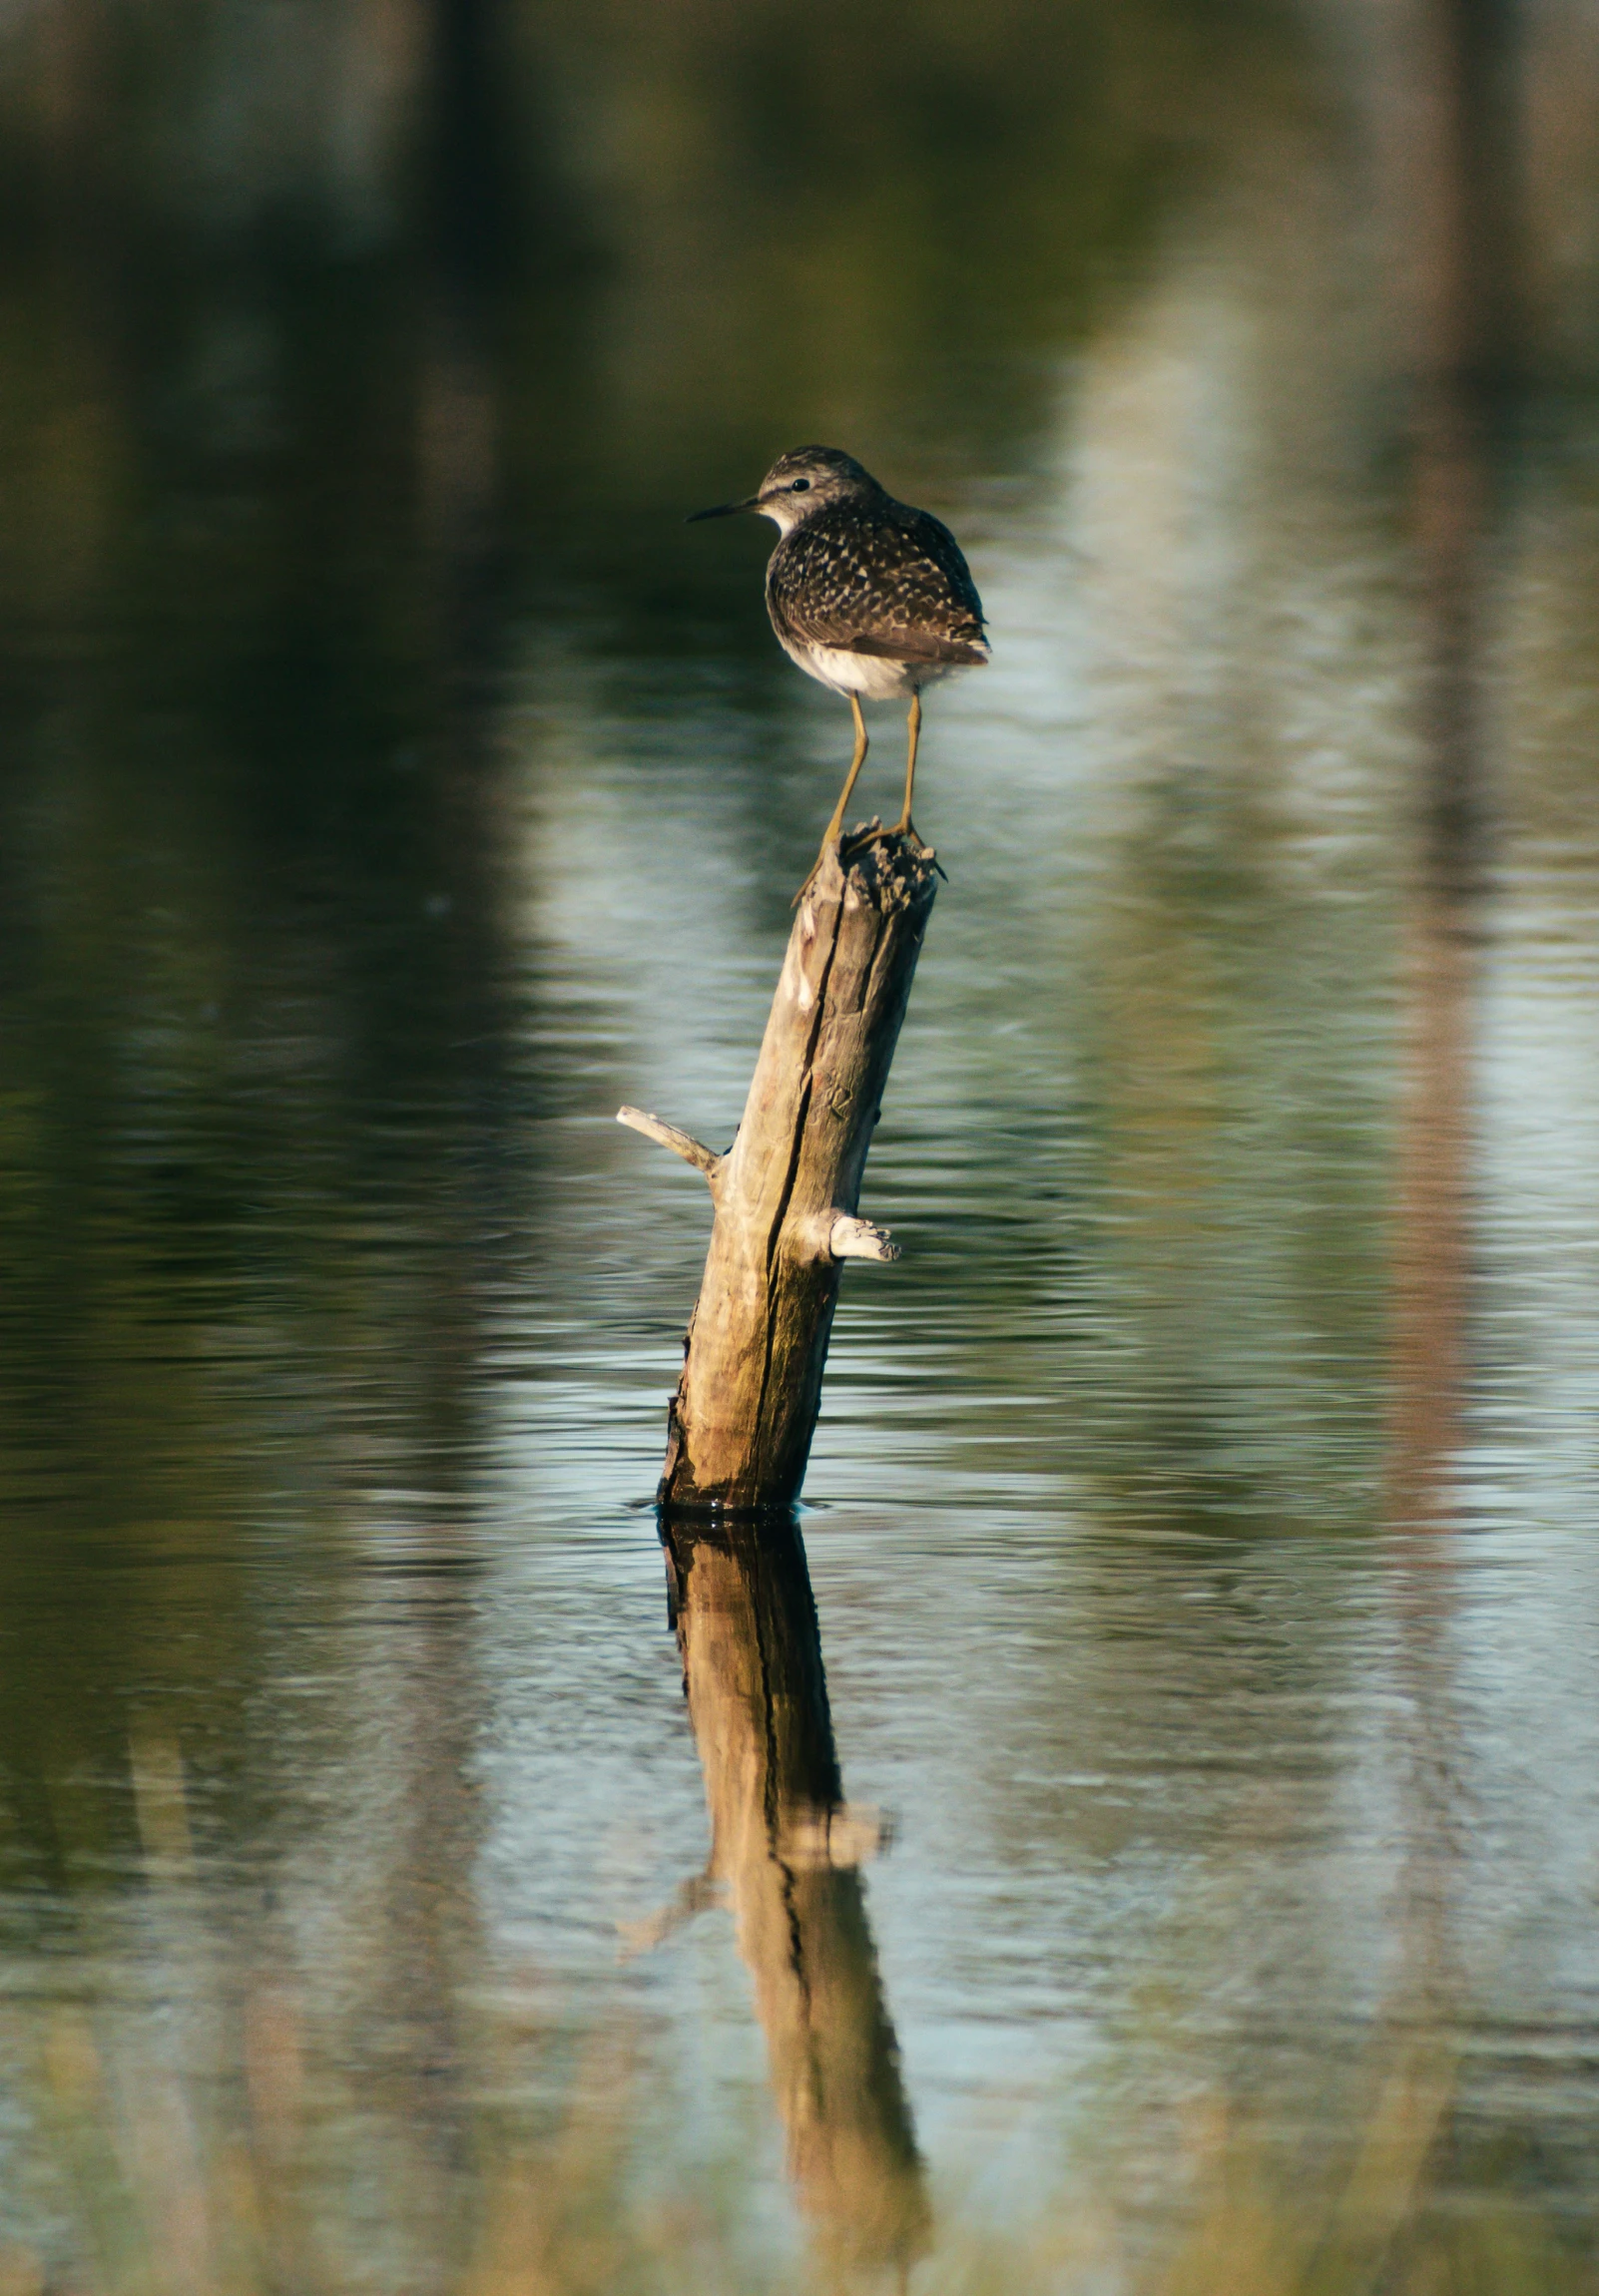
[620,827,937,1512]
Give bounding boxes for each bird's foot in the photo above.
[840,816,885,852]
[792,817,941,907]
[888,815,947,878]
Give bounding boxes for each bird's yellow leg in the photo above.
[794,696,872,904]
[822,694,869,849]
[890,690,921,838]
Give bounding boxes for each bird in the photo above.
[689,446,988,865]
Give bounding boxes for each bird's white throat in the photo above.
[756,496,823,538]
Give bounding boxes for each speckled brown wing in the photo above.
[767,500,988,666]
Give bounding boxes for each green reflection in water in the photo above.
[0,0,1305,1837]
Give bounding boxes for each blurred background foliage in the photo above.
[0,0,1324,1800]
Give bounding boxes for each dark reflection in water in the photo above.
[1384,0,1514,1528]
[656,1514,927,2281]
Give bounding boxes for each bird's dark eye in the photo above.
[791,478,810,492]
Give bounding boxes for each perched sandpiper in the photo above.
[690,446,988,859]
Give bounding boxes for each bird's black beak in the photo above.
[687,495,759,523]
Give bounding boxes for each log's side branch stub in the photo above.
[658,833,937,1513]
[826,1213,898,1262]
[788,1208,899,1263]
[617,1106,725,1188]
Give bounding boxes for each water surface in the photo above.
[2,1,1599,2284]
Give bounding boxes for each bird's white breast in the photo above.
[777,631,962,702]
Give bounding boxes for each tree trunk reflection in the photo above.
[660,1516,929,2284]
[1386,0,1518,1529]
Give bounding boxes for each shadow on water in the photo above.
[653,1511,928,2285]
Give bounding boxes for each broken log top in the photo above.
[620,828,938,1514]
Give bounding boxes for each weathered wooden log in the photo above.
[620,827,938,1511]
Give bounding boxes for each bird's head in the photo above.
[688,446,880,536]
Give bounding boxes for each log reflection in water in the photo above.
[655,1516,928,2282]
[1386,0,1518,1529]
[1383,0,1518,2119]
